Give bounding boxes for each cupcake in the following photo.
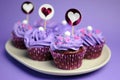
[24,27,54,61]
[50,31,86,70]
[79,26,105,59]
[12,20,32,49]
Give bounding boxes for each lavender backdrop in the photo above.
[0,0,119,80]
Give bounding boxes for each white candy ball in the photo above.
[62,20,67,25]
[64,31,71,36]
[39,27,44,31]
[22,20,28,24]
[87,26,93,31]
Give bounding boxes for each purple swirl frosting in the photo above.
[77,26,105,46]
[53,22,72,35]
[24,27,54,48]
[34,19,72,35]
[34,19,57,28]
[50,31,84,51]
[34,19,57,33]
[13,21,32,38]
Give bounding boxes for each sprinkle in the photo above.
[64,37,70,42]
[74,35,80,40]
[57,36,63,41]
[57,42,63,45]
[80,28,85,33]
[22,24,25,27]
[88,33,92,36]
[96,30,101,34]
[28,26,32,30]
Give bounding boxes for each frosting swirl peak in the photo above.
[13,21,32,38]
[77,27,105,46]
[24,27,54,48]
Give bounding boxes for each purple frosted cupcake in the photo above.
[50,31,86,70]
[24,27,54,61]
[12,20,32,49]
[78,26,105,59]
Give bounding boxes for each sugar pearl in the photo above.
[64,31,71,36]
[22,20,28,24]
[39,26,44,31]
[62,20,67,25]
[87,26,93,31]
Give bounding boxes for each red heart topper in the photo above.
[41,7,52,17]
[65,9,82,26]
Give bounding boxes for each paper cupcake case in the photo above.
[84,44,104,59]
[12,32,26,49]
[50,50,86,70]
[28,46,52,61]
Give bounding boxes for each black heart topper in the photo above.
[65,9,82,26]
[21,1,34,14]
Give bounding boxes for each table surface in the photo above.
[0,0,119,80]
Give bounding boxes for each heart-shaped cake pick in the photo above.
[41,7,52,17]
[21,1,34,14]
[65,8,82,36]
[21,1,34,23]
[38,4,54,30]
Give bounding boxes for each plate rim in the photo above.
[5,40,111,76]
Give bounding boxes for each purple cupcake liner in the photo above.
[28,47,52,61]
[50,49,86,70]
[12,32,26,49]
[84,44,104,59]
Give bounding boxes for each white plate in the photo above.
[5,40,111,76]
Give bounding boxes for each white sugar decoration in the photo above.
[87,26,93,31]
[62,20,67,25]
[64,31,71,36]
[22,20,28,24]
[39,26,44,31]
